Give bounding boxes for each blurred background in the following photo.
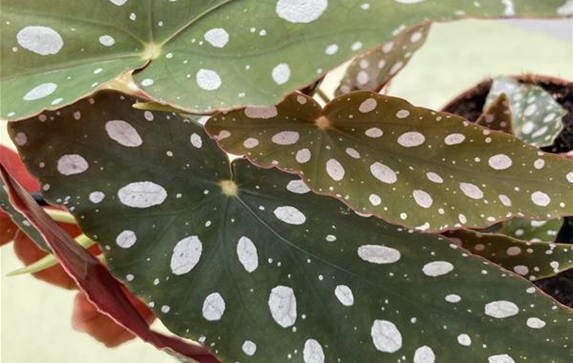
[1,18,572,363]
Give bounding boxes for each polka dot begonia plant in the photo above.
[6,91,573,363]
[1,1,573,362]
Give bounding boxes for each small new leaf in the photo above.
[207,92,573,232]
[485,77,567,147]
[336,23,431,95]
[476,93,514,134]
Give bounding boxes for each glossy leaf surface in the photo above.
[10,91,573,363]
[2,0,571,120]
[336,23,431,95]
[207,92,573,232]
[485,77,568,147]
[448,229,573,281]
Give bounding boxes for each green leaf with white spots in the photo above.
[2,0,572,120]
[206,92,573,232]
[447,229,573,281]
[336,23,431,95]
[477,93,514,134]
[500,217,564,243]
[10,91,573,363]
[0,177,49,251]
[485,77,568,147]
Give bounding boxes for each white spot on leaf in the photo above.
[17,26,63,55]
[276,0,328,23]
[57,154,89,176]
[202,293,226,321]
[204,28,229,48]
[237,236,259,273]
[370,162,397,184]
[196,69,222,90]
[272,131,299,145]
[170,236,202,275]
[485,300,519,319]
[303,339,325,363]
[274,206,306,225]
[105,120,143,147]
[24,83,58,101]
[358,245,401,264]
[326,158,345,181]
[268,286,297,328]
[116,230,136,248]
[118,181,167,208]
[371,320,402,353]
[422,261,454,277]
[334,285,354,306]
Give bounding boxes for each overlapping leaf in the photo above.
[0,176,49,251]
[485,77,568,147]
[448,229,573,281]
[206,92,573,232]
[501,217,564,242]
[2,0,571,120]
[10,91,573,363]
[476,93,514,134]
[0,164,219,363]
[336,23,431,95]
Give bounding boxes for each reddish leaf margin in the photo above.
[0,164,221,363]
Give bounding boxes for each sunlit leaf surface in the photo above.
[1,0,570,120]
[207,92,573,232]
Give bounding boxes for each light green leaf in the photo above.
[0,177,49,251]
[476,93,514,134]
[485,77,568,147]
[206,92,573,232]
[336,23,431,95]
[501,217,564,242]
[2,0,571,120]
[447,229,573,281]
[11,91,573,363]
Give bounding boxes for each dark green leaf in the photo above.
[476,93,514,134]
[206,92,573,232]
[2,0,571,120]
[485,77,568,147]
[10,91,573,363]
[447,229,573,281]
[336,23,431,95]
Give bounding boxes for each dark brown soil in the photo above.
[442,75,573,307]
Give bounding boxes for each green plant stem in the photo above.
[315,89,331,103]
[7,234,95,276]
[44,209,77,224]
